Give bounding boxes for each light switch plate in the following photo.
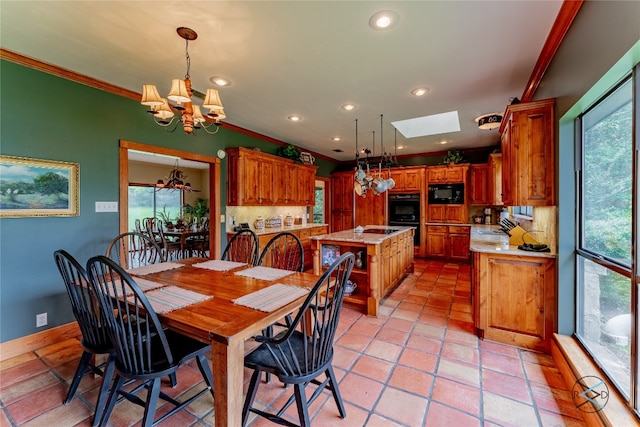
[220,214,225,223]
[95,201,118,212]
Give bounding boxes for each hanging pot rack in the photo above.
[353,114,398,197]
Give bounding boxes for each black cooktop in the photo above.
[361,228,400,235]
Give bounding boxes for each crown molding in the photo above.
[521,0,583,102]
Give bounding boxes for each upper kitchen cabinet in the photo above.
[389,166,425,193]
[469,164,489,205]
[226,147,317,206]
[487,153,503,206]
[499,99,555,206]
[427,164,469,184]
[330,171,354,232]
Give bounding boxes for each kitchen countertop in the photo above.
[310,225,415,245]
[469,224,556,258]
[424,222,472,227]
[227,223,328,236]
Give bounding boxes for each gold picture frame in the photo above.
[0,155,79,217]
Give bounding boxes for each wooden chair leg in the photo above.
[242,370,261,427]
[294,383,311,427]
[65,351,92,404]
[141,378,161,427]
[92,354,116,427]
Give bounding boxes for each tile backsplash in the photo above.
[225,206,307,231]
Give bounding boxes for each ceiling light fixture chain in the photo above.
[140,27,226,135]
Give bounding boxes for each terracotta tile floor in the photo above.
[0,259,587,426]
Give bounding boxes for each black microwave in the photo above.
[428,183,464,204]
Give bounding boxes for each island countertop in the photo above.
[310,225,416,245]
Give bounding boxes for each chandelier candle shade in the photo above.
[141,27,225,135]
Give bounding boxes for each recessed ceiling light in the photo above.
[209,76,231,86]
[288,115,302,122]
[369,10,399,30]
[341,103,357,111]
[439,140,448,145]
[397,145,405,150]
[411,87,430,97]
[332,137,342,141]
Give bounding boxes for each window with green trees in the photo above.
[575,73,635,405]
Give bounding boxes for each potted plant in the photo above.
[443,149,464,165]
[276,144,301,162]
[183,198,209,229]
[158,207,174,230]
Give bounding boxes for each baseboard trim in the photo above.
[0,322,80,362]
[552,333,638,427]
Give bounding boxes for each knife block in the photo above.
[508,225,539,245]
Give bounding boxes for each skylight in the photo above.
[392,111,461,138]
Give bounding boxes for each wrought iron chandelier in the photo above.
[140,27,226,135]
[156,160,192,192]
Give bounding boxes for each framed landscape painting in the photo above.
[0,155,79,217]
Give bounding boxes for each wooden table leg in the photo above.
[211,338,244,427]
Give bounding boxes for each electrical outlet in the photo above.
[36,312,47,327]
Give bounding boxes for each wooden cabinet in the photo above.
[426,225,470,260]
[427,164,468,183]
[297,166,316,205]
[226,147,317,206]
[487,153,503,206]
[448,226,470,260]
[473,251,556,352]
[469,164,489,205]
[330,171,354,232]
[427,204,466,224]
[355,187,386,227]
[426,225,447,258]
[389,166,425,193]
[237,153,275,205]
[312,228,414,316]
[426,163,469,223]
[499,99,555,206]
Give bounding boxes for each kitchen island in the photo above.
[311,225,414,316]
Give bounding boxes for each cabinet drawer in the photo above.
[298,229,311,240]
[310,226,328,236]
[427,225,447,233]
[449,226,470,235]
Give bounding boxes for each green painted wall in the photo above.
[0,59,337,342]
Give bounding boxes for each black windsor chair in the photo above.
[222,229,259,265]
[106,231,166,270]
[54,249,115,427]
[242,252,355,427]
[257,232,304,272]
[86,255,214,427]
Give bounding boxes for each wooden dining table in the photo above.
[163,229,208,253]
[129,257,319,427]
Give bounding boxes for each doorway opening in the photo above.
[119,140,221,259]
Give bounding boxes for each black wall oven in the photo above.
[388,193,420,247]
